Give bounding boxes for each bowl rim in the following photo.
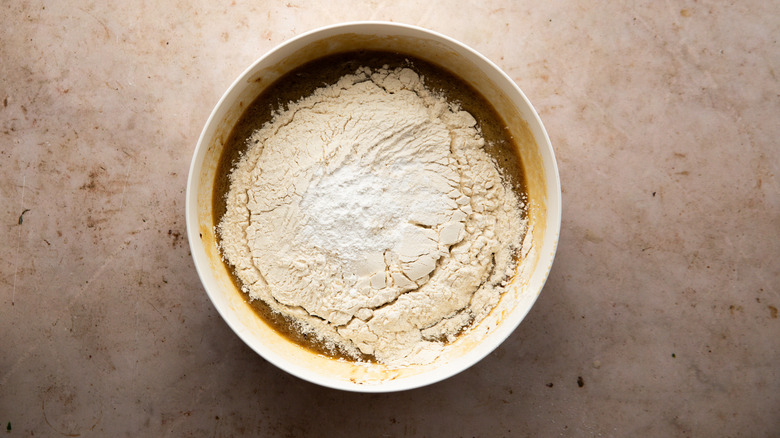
[186,21,561,392]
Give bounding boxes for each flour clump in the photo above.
[218,65,527,366]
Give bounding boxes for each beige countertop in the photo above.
[1,1,778,436]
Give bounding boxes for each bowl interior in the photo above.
[186,22,560,392]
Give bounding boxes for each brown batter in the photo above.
[212,50,528,359]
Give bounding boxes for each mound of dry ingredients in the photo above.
[218,65,528,366]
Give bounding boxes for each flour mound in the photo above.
[218,66,527,366]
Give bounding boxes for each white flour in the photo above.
[218,66,527,366]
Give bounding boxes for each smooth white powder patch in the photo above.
[218,66,527,366]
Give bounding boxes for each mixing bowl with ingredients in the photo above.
[186,22,560,392]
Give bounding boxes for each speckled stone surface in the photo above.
[1,1,778,436]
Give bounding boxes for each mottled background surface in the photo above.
[1,1,778,436]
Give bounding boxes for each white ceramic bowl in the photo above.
[186,22,561,392]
